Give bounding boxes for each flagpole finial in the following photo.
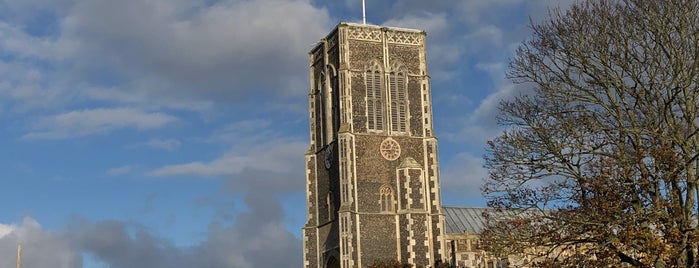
[362,0,366,24]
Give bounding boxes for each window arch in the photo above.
[365,61,383,131]
[379,186,394,212]
[388,65,408,133]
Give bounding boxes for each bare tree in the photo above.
[482,0,699,267]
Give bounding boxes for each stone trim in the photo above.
[346,26,382,42]
[303,229,309,267]
[385,30,423,45]
[406,215,416,265]
[354,212,362,268]
[306,154,316,226]
[395,214,402,262]
[344,25,424,46]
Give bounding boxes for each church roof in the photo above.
[442,206,490,234]
[443,206,547,235]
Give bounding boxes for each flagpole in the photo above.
[17,244,21,268]
[362,0,366,24]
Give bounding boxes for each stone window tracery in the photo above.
[365,62,384,131]
[379,186,394,212]
[388,70,407,133]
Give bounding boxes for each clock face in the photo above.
[380,138,401,161]
[324,144,334,169]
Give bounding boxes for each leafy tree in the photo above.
[482,0,699,267]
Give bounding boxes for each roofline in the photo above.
[309,22,427,56]
[441,205,490,209]
[337,22,426,34]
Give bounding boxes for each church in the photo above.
[302,22,509,268]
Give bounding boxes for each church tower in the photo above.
[303,23,445,268]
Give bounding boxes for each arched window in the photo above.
[379,186,394,212]
[365,62,383,131]
[318,73,327,145]
[389,70,407,133]
[327,192,335,221]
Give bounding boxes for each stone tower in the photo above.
[303,23,445,268]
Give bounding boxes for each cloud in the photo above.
[383,12,448,33]
[0,20,73,61]
[189,193,302,268]
[526,0,578,22]
[149,141,304,181]
[0,194,301,268]
[0,205,300,268]
[441,83,517,147]
[205,119,274,145]
[0,217,81,268]
[82,85,214,112]
[66,219,192,268]
[23,108,176,140]
[0,0,333,116]
[105,165,132,176]
[60,0,332,100]
[149,118,307,193]
[0,223,14,239]
[146,138,182,151]
[382,12,466,80]
[440,152,489,197]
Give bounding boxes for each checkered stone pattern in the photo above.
[306,23,444,268]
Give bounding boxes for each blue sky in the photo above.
[0,0,574,267]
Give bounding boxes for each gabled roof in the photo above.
[442,206,490,234]
[443,206,547,235]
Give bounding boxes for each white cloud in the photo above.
[0,223,14,239]
[146,138,181,151]
[23,108,176,140]
[105,166,132,176]
[442,83,517,146]
[149,141,305,178]
[0,217,80,268]
[83,85,214,112]
[383,12,448,34]
[0,0,332,116]
[440,152,489,197]
[205,119,274,145]
[59,0,331,99]
[0,21,73,61]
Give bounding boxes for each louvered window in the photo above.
[389,71,408,133]
[366,70,383,131]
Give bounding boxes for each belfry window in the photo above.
[389,71,407,133]
[379,186,394,212]
[366,67,383,131]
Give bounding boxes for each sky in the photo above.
[0,0,575,267]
